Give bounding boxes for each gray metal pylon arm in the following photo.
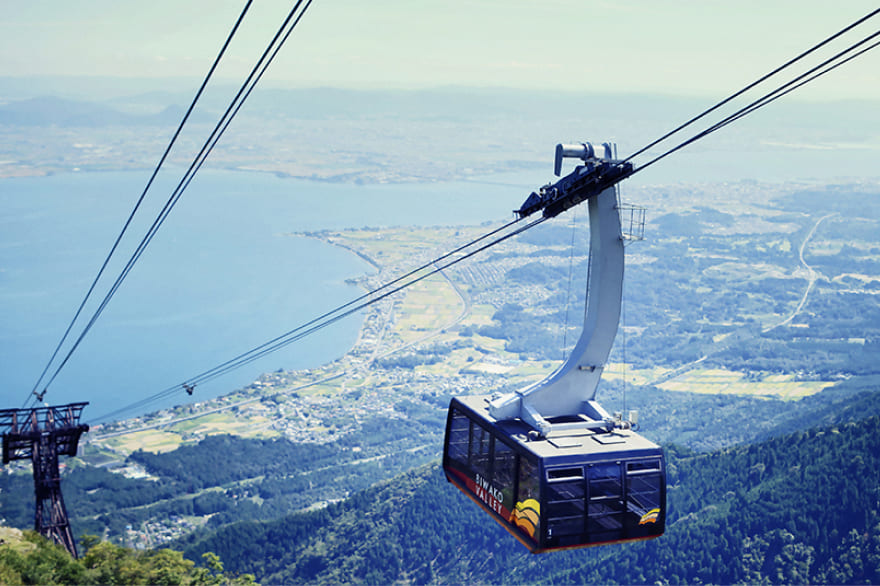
[488,181,624,436]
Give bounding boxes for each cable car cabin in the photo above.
[443,395,665,553]
[443,142,664,552]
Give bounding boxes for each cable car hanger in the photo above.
[492,142,635,439]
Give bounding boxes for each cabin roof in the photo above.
[453,395,662,465]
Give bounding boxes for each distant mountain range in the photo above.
[0,95,195,127]
[2,79,879,135]
[2,79,878,183]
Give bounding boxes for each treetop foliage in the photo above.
[0,530,255,586]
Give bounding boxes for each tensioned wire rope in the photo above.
[82,8,880,423]
[633,29,880,177]
[631,30,880,179]
[560,207,580,362]
[88,215,544,423]
[24,0,255,408]
[36,0,316,400]
[27,0,317,407]
[620,6,880,165]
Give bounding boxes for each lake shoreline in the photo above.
[86,232,389,444]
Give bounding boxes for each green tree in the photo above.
[0,531,87,585]
[0,530,254,586]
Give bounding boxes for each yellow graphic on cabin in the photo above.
[510,499,541,538]
[639,508,660,525]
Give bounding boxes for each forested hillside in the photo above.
[175,413,880,585]
[1,424,439,541]
[0,528,253,586]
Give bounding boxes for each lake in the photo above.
[2,149,872,423]
[0,169,540,423]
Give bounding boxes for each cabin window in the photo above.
[625,460,663,528]
[547,467,584,481]
[447,409,470,467]
[512,456,541,541]
[546,466,585,538]
[547,466,583,494]
[589,462,622,497]
[547,479,584,501]
[588,462,624,535]
[518,457,540,502]
[494,440,517,512]
[627,460,661,473]
[547,488,585,538]
[446,409,516,514]
[547,516,585,538]
[469,423,492,480]
[547,478,584,502]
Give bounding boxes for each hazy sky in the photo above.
[1,0,878,99]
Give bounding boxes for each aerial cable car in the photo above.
[443,142,665,553]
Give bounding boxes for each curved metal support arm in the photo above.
[488,182,624,435]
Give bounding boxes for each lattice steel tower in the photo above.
[1,402,89,558]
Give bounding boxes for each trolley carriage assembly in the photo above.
[442,143,665,553]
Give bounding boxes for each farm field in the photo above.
[657,367,834,400]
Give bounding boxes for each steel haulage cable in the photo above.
[88,215,540,423]
[621,7,880,164]
[633,25,880,177]
[35,0,317,402]
[25,0,256,409]
[185,217,548,387]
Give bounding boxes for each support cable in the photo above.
[621,262,627,419]
[35,0,316,401]
[25,0,255,408]
[561,208,579,361]
[621,7,880,164]
[632,26,880,177]
[89,216,540,423]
